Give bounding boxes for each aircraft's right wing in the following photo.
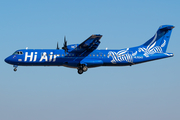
[69,34,102,56]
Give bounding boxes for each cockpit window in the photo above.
[13,51,23,55]
[20,51,23,54]
[13,52,18,55]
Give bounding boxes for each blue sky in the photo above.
[0,0,180,120]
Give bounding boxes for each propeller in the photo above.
[62,36,68,53]
[57,42,59,49]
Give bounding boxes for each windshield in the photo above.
[12,51,23,55]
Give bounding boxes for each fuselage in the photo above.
[5,46,173,68]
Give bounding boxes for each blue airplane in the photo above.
[5,25,174,74]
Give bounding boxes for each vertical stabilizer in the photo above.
[142,25,174,53]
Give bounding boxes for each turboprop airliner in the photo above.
[5,25,174,74]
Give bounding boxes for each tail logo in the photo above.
[161,40,166,47]
[139,38,166,57]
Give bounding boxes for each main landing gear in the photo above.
[77,64,88,74]
[13,65,18,72]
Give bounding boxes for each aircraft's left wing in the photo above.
[69,34,102,56]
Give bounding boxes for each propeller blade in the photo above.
[62,36,68,53]
[64,36,67,47]
[57,42,59,49]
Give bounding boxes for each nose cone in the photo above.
[4,56,12,64]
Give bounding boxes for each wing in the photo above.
[69,34,102,56]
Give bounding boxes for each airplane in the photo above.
[5,25,174,74]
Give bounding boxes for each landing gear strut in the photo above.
[13,65,18,72]
[77,64,88,74]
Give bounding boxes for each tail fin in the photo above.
[142,25,174,53]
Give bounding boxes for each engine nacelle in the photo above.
[67,44,79,52]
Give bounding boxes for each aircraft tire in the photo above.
[14,68,17,72]
[78,69,83,74]
[82,66,88,72]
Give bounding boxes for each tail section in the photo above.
[142,25,174,53]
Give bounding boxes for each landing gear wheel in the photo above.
[78,69,83,74]
[14,68,17,72]
[13,65,18,72]
[82,66,88,72]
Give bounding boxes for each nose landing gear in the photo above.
[13,65,18,72]
[14,68,17,71]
